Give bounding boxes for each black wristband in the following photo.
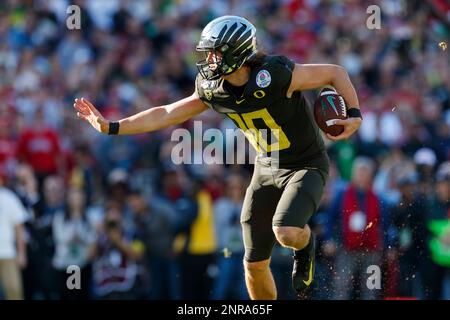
[347,108,362,119]
[108,122,120,135]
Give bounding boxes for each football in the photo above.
[313,86,347,136]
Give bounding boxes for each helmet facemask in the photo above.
[196,47,226,81]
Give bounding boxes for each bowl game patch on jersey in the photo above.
[256,70,271,88]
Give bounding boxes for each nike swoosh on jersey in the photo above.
[236,98,246,104]
[303,260,314,286]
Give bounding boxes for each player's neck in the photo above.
[223,66,251,87]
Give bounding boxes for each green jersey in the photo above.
[195,55,329,171]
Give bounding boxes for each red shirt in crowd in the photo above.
[17,127,62,175]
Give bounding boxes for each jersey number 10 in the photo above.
[228,108,291,153]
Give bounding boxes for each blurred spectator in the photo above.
[414,148,438,199]
[211,172,248,300]
[175,178,217,300]
[23,175,65,299]
[0,172,27,300]
[106,168,134,234]
[159,165,184,203]
[52,187,96,300]
[69,144,96,207]
[95,135,140,177]
[128,188,178,299]
[40,175,66,216]
[422,163,450,299]
[328,140,356,181]
[326,157,387,299]
[390,172,426,297]
[311,182,338,300]
[203,164,226,201]
[107,168,130,206]
[12,164,40,212]
[17,109,65,191]
[91,201,144,299]
[10,164,40,300]
[373,149,408,206]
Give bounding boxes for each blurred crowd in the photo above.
[0,0,449,300]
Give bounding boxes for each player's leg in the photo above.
[243,259,276,300]
[272,168,327,296]
[241,178,283,300]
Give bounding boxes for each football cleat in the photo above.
[292,232,316,298]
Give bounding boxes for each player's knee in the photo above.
[273,226,308,248]
[273,226,297,247]
[244,259,270,275]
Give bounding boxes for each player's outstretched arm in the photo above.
[288,64,362,141]
[73,92,208,135]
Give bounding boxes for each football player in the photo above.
[74,15,362,300]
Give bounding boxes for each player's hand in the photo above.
[73,98,108,133]
[326,117,362,141]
